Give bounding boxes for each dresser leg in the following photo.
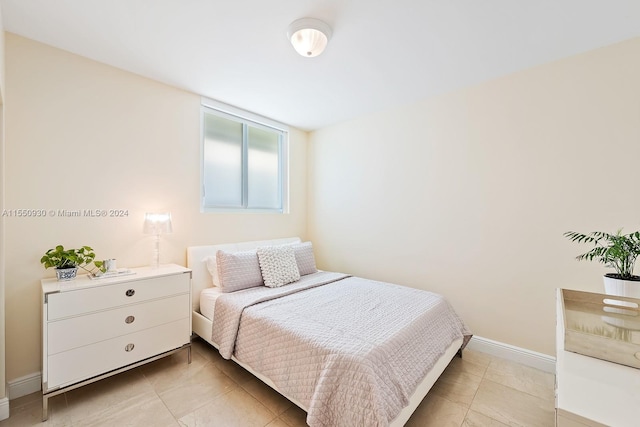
[188,345,192,364]
[42,394,49,421]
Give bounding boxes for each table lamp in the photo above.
[143,212,172,268]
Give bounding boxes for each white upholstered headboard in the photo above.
[187,237,301,312]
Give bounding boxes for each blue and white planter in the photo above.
[55,267,78,281]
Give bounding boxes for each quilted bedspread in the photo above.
[212,271,471,427]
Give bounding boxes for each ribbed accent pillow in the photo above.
[257,245,300,288]
[216,249,264,293]
[293,242,318,276]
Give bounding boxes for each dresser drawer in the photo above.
[47,293,189,355]
[47,273,190,320]
[46,318,189,391]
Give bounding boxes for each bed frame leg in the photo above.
[456,348,463,358]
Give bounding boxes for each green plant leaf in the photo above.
[565,229,640,279]
[41,245,102,272]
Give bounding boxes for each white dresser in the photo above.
[555,288,640,426]
[41,264,192,420]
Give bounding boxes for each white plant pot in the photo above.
[603,275,640,299]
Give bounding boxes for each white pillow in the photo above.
[205,255,222,287]
[257,245,300,288]
[292,242,318,276]
[216,249,264,293]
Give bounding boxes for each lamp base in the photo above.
[151,234,161,269]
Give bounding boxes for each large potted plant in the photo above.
[41,245,105,281]
[564,229,640,298]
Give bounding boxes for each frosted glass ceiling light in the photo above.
[287,18,332,57]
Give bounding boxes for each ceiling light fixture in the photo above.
[287,18,332,58]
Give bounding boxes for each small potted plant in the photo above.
[564,229,640,298]
[41,245,106,281]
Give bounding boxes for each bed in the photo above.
[188,237,471,427]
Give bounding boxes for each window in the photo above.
[201,99,288,213]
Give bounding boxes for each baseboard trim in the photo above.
[0,397,8,421]
[466,335,556,374]
[8,371,41,400]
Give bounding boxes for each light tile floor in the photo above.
[1,337,556,426]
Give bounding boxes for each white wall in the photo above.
[6,27,640,384]
[4,33,308,381]
[309,37,640,356]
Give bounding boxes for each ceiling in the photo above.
[2,1,640,131]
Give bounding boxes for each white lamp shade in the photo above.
[143,212,173,235]
[287,18,332,57]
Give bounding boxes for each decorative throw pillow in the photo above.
[257,245,300,288]
[216,249,264,293]
[292,242,318,276]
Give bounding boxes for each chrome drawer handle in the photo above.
[125,315,135,324]
[125,289,135,297]
[125,343,135,352]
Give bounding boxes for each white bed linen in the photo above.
[213,272,471,426]
[199,287,223,321]
[190,310,462,427]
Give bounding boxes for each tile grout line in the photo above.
[148,374,181,426]
[460,358,490,425]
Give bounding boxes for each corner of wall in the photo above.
[0,3,7,409]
